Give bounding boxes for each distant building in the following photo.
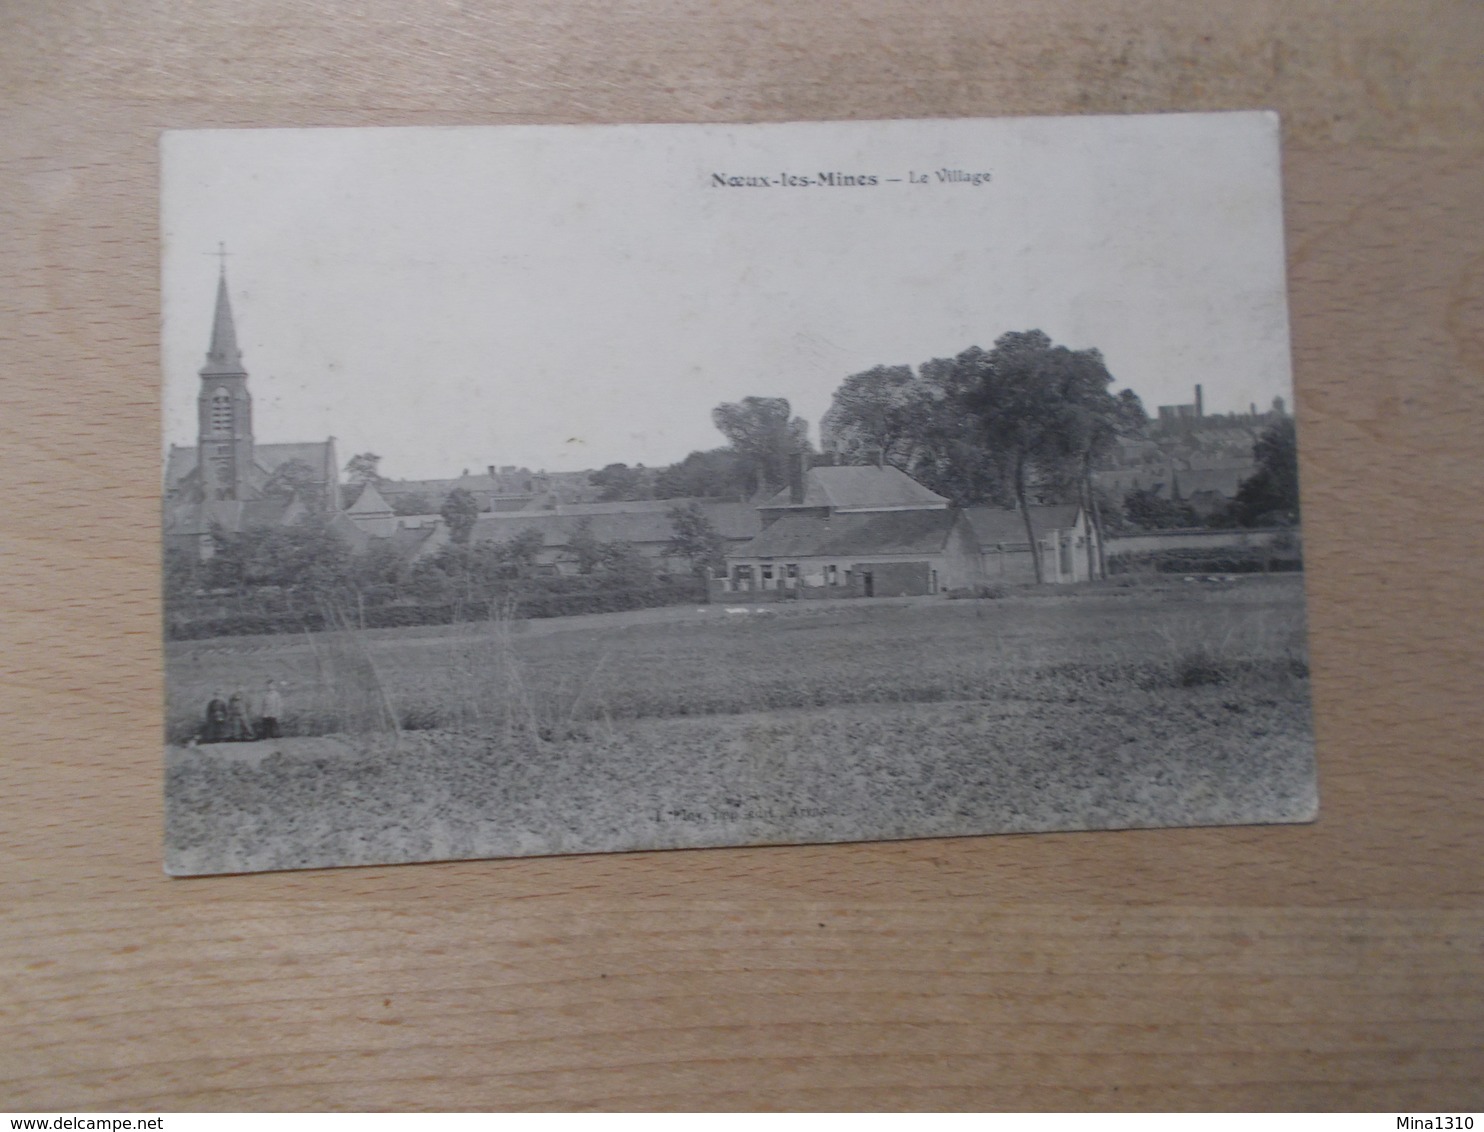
[1095,384,1291,521]
[1157,382,1205,422]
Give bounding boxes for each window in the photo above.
[210,388,233,436]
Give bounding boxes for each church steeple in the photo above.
[199,266,245,378]
[196,258,254,501]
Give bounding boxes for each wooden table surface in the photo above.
[2,0,1481,1111]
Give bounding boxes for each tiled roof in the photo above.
[735,510,961,558]
[965,506,1081,548]
[469,500,761,548]
[759,465,949,512]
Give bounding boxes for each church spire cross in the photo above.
[206,241,232,273]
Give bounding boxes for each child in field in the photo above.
[225,691,253,741]
[260,679,283,740]
[202,692,228,743]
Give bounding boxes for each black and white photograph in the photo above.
[161,112,1316,876]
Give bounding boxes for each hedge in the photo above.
[165,579,708,640]
[1107,547,1303,575]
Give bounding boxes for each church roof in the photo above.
[163,497,298,537]
[199,269,246,378]
[759,465,950,512]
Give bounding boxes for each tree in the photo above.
[567,517,605,574]
[440,487,481,545]
[390,492,434,517]
[262,457,324,509]
[653,448,749,500]
[344,452,384,486]
[899,355,1013,507]
[1233,417,1300,526]
[954,331,1138,582]
[589,463,653,502]
[1041,360,1147,578]
[163,544,204,605]
[598,541,655,585]
[500,528,546,577]
[667,502,726,577]
[1123,488,1197,530]
[711,396,812,496]
[820,364,929,468]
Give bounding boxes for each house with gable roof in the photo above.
[722,461,981,597]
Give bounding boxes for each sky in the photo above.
[162,113,1293,479]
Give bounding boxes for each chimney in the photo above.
[1194,384,1204,418]
[789,452,808,505]
[487,465,497,479]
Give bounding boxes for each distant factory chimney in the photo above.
[1195,384,1204,418]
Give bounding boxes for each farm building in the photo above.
[722,464,979,597]
[966,505,1101,584]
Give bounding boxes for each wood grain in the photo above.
[1,0,1481,1111]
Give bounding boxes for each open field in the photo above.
[165,577,1317,874]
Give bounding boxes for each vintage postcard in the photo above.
[162,113,1316,875]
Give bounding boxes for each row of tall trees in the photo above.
[815,331,1146,581]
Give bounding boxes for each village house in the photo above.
[722,463,981,597]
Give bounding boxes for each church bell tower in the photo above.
[196,264,254,501]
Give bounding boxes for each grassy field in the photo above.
[164,577,1317,874]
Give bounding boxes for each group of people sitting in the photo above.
[200,679,284,743]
